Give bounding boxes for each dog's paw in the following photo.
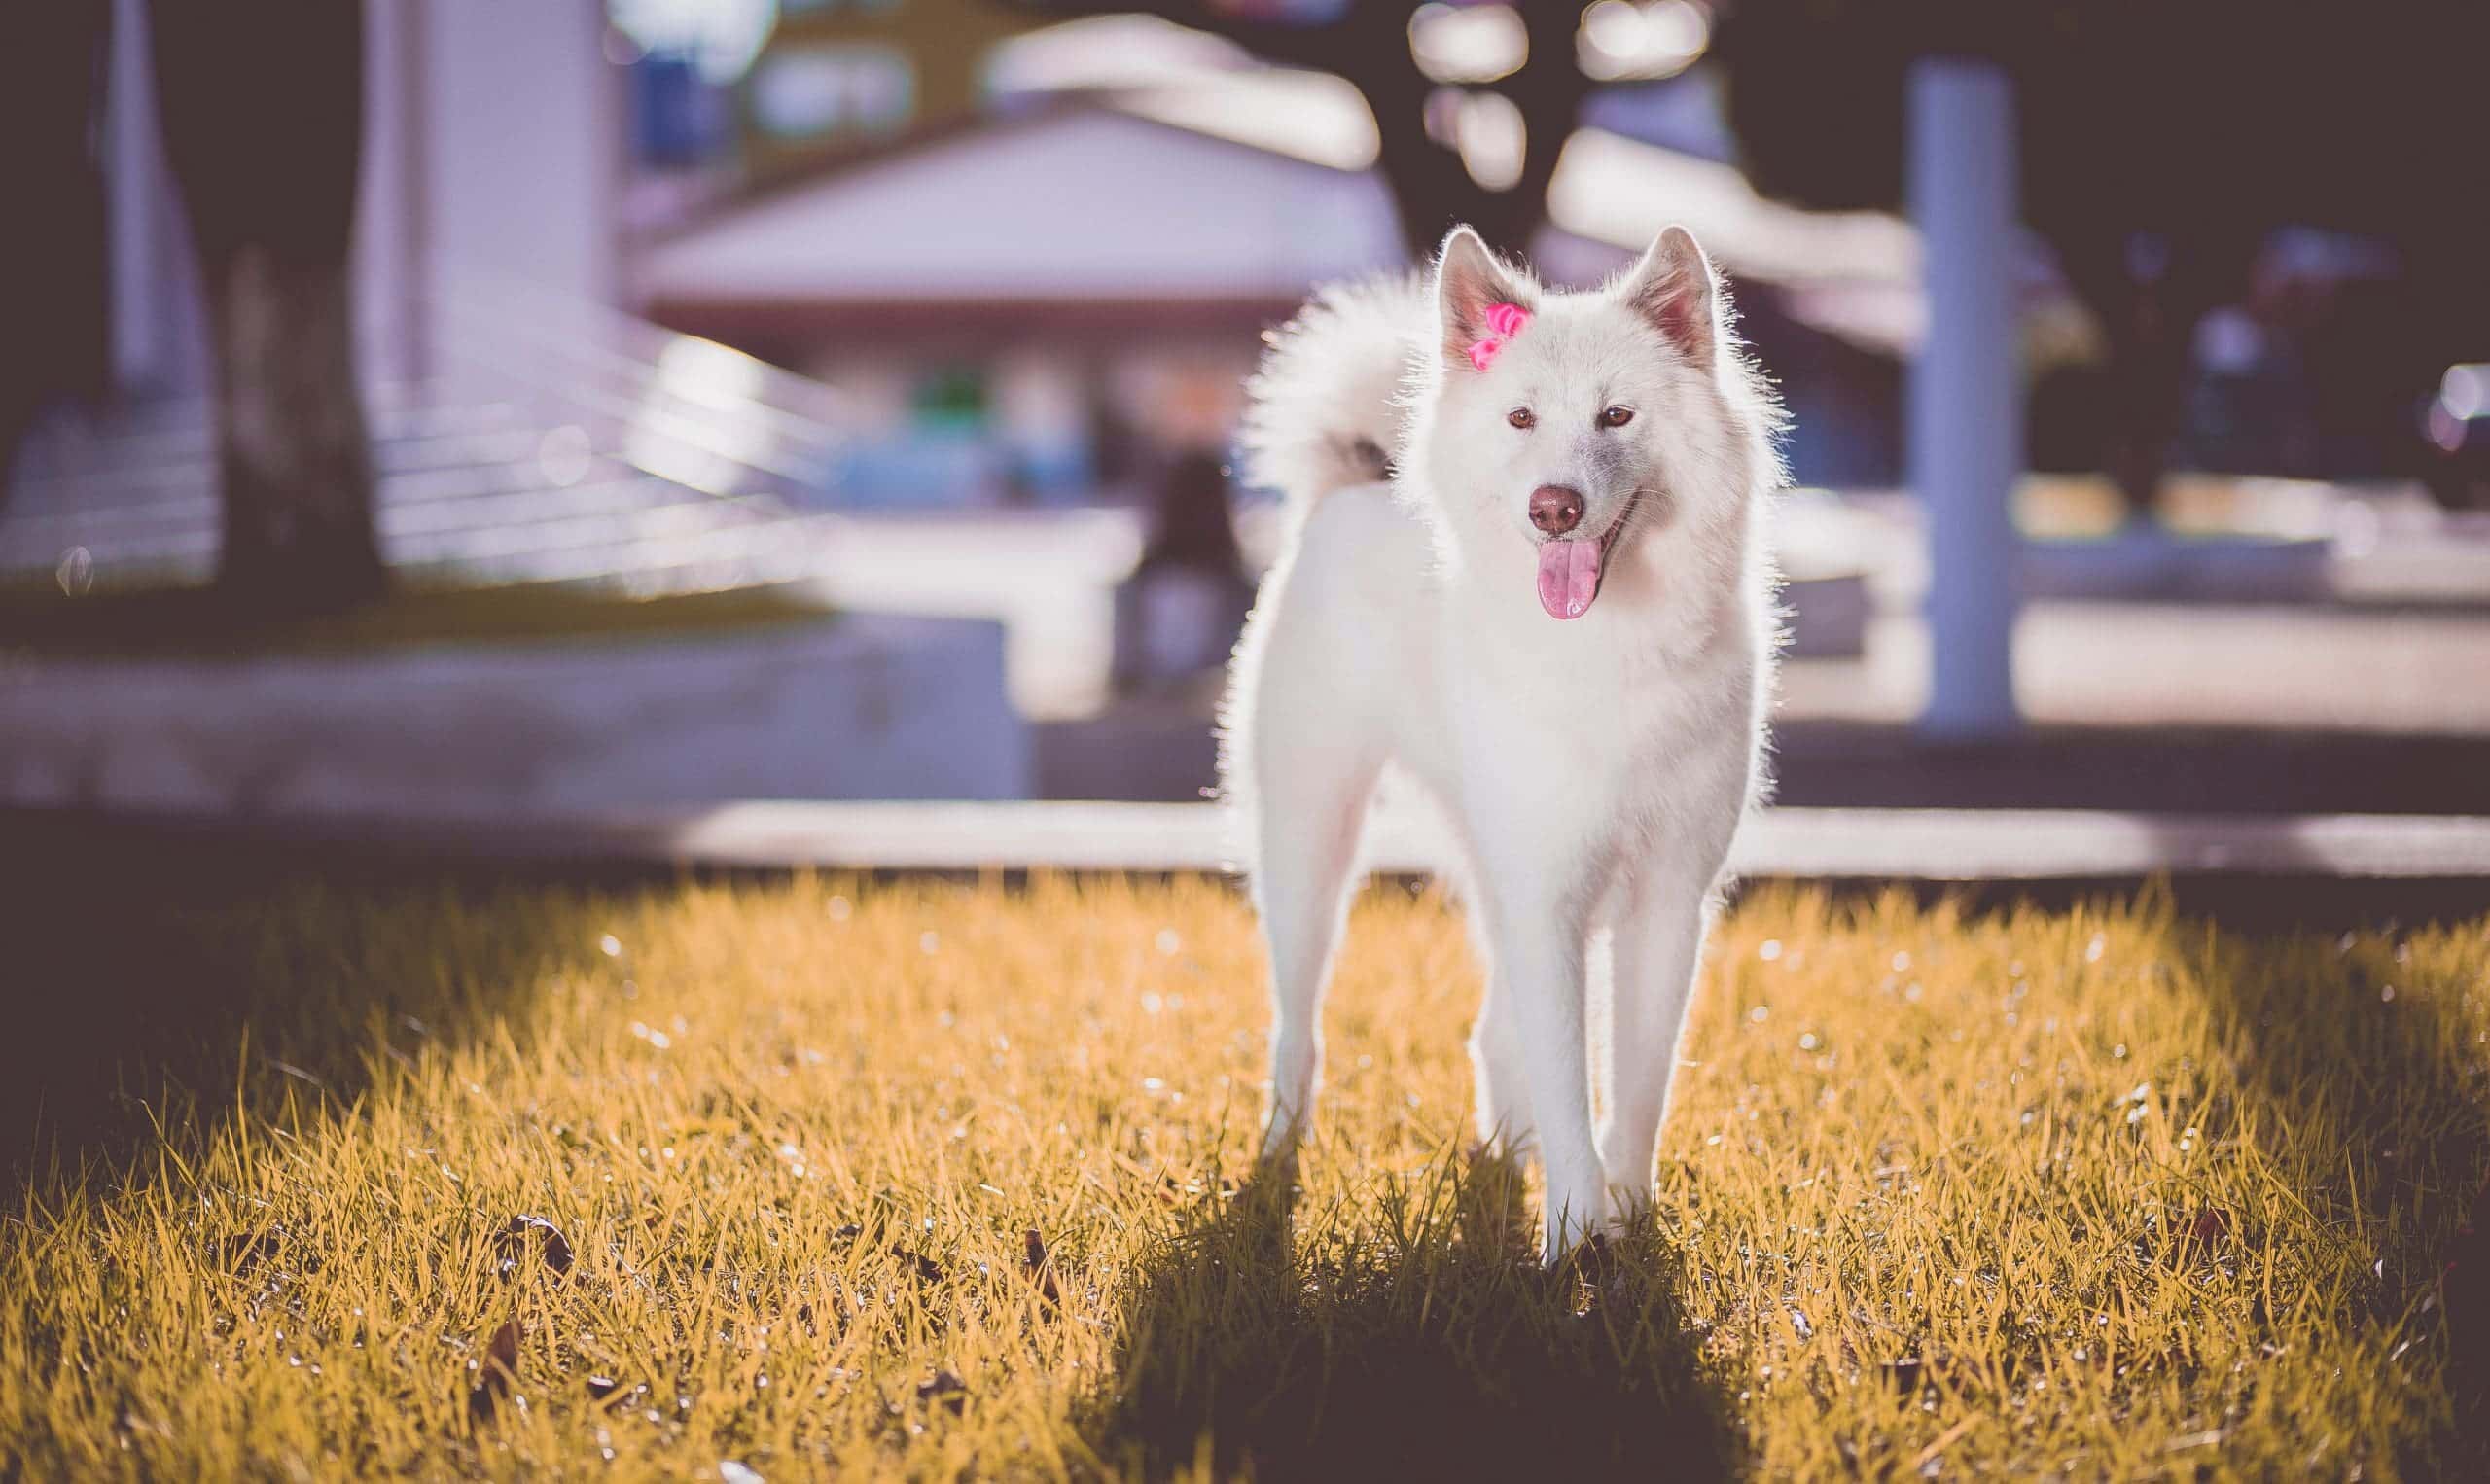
[1602,1179,1654,1235]
[1254,1114,1303,1176]
[1538,1194,1613,1267]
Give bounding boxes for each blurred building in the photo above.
[638,102,1405,507]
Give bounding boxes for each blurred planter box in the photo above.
[0,616,1030,812]
[2019,531,2332,602]
[1782,571,1872,658]
[1771,490,1880,659]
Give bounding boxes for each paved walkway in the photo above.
[26,799,2488,883]
[1800,480,2490,735]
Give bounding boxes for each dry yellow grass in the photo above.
[6,871,2490,1479]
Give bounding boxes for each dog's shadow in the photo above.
[1079,1146,1735,1480]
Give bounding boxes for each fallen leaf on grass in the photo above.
[221,1232,282,1271]
[2133,1206,2236,1268]
[916,1370,969,1414]
[1023,1229,1060,1309]
[890,1247,945,1284]
[469,1321,521,1423]
[494,1215,575,1282]
[1880,1351,2042,1396]
[220,1227,319,1275]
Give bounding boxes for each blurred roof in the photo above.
[636,103,1405,330]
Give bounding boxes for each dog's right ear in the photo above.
[1434,226,1529,369]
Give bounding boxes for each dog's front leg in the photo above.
[1600,851,1724,1225]
[1474,876,1606,1263]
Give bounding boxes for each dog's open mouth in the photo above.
[1533,493,1644,620]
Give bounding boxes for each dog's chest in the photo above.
[1448,625,1739,773]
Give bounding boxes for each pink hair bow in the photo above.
[1467,301,1531,372]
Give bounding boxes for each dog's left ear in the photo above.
[1621,226,1719,371]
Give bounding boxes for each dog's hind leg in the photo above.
[1224,488,1417,1168]
[1243,728,1380,1167]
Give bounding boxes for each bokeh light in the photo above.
[607,0,778,86]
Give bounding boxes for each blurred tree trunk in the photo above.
[1356,0,1585,256]
[995,1,1588,259]
[0,5,114,500]
[147,0,384,614]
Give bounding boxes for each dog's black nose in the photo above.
[1529,484,1583,535]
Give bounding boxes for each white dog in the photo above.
[1220,225,1783,1260]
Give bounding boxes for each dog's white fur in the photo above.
[1220,225,1784,1259]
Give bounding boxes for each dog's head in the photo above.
[1406,224,1761,620]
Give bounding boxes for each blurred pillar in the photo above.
[358,0,431,392]
[108,0,208,401]
[418,0,620,315]
[1908,57,2022,738]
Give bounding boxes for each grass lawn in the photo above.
[6,867,2490,1479]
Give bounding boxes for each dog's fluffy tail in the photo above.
[1238,272,1426,505]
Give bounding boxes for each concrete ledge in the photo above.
[21,800,2490,883]
[0,617,1032,810]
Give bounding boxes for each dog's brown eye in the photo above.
[1599,406,1635,428]
[1508,407,1535,430]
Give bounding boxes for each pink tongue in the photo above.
[1535,539,1602,619]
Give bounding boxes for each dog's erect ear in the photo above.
[1620,225,1718,371]
[1434,226,1529,369]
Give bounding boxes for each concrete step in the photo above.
[5,475,714,571]
[8,391,523,474]
[394,494,805,566]
[0,450,644,556]
[407,511,839,589]
[8,479,830,595]
[9,408,539,503]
